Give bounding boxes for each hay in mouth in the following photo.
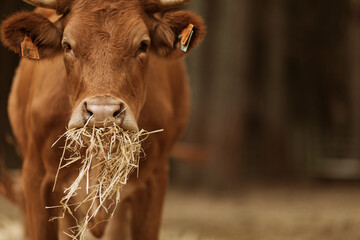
[49,120,162,240]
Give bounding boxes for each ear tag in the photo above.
[21,35,40,60]
[178,24,194,53]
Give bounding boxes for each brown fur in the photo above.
[152,10,206,57]
[1,0,205,239]
[55,0,73,15]
[1,11,62,58]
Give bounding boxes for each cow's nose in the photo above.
[68,96,139,132]
[85,101,125,125]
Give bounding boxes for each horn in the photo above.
[159,0,192,7]
[23,0,57,9]
[142,0,192,13]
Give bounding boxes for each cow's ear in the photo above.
[151,10,205,58]
[1,12,62,59]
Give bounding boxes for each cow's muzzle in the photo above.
[68,95,139,132]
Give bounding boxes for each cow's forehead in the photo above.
[73,0,140,10]
[69,0,144,28]
[63,0,148,53]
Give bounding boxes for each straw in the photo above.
[50,120,163,240]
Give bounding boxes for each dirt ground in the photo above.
[1,183,360,240]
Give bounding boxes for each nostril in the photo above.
[84,102,93,116]
[113,105,126,118]
[113,110,120,118]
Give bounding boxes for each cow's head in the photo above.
[1,0,205,132]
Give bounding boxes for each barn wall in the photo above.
[173,0,359,187]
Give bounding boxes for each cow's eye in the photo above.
[138,41,149,53]
[62,40,73,53]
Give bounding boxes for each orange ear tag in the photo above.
[178,24,194,52]
[21,35,40,60]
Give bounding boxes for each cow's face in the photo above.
[63,1,151,131]
[1,0,205,131]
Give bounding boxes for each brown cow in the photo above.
[0,0,205,239]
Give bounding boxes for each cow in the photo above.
[0,0,205,239]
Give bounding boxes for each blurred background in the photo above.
[2,0,360,239]
[178,0,360,186]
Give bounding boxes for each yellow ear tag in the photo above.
[178,24,194,53]
[21,35,40,60]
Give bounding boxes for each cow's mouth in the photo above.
[51,123,146,239]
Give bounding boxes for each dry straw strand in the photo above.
[50,120,162,240]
